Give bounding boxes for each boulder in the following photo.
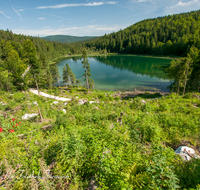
[175,146,200,161]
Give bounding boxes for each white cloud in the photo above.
[12,24,128,37]
[169,0,199,8]
[91,20,96,23]
[138,0,155,4]
[38,17,45,20]
[165,0,200,14]
[36,2,117,9]
[17,9,25,12]
[11,5,23,21]
[0,11,10,18]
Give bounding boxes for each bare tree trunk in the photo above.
[85,69,89,91]
[183,71,188,95]
[68,75,70,87]
[57,77,60,87]
[34,74,43,123]
[38,107,43,123]
[177,80,180,95]
[34,74,40,95]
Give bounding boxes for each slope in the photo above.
[84,10,200,56]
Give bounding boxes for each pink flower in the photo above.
[0,127,3,132]
[9,129,14,133]
[12,118,15,122]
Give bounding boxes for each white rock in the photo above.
[32,101,38,106]
[29,89,71,101]
[89,101,96,104]
[78,99,87,105]
[64,102,68,105]
[141,100,146,104]
[175,146,200,161]
[51,101,59,105]
[62,109,67,114]
[0,102,6,105]
[22,113,38,120]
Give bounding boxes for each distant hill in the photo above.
[41,35,99,43]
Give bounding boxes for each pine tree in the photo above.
[62,63,75,87]
[81,49,93,91]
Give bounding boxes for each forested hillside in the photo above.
[84,10,200,56]
[42,35,99,43]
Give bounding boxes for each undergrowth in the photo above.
[0,88,200,189]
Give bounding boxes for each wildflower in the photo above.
[12,118,15,122]
[9,129,14,133]
[13,126,15,128]
[16,124,19,126]
[0,127,3,132]
[19,122,21,124]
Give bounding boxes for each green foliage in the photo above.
[63,63,76,87]
[81,49,94,90]
[0,89,200,189]
[144,147,180,190]
[84,10,200,56]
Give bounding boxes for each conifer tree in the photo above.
[62,63,75,87]
[50,65,60,87]
[81,49,92,91]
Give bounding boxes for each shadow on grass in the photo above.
[120,92,164,100]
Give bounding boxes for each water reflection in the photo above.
[57,55,172,92]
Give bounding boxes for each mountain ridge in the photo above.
[41,35,100,43]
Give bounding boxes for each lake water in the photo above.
[57,55,172,92]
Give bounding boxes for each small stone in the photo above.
[64,102,68,105]
[32,101,38,106]
[62,109,67,114]
[51,101,59,105]
[89,101,96,104]
[141,100,146,104]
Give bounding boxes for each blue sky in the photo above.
[0,0,200,37]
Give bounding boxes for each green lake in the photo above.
[57,55,172,92]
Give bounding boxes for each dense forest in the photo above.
[84,10,200,56]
